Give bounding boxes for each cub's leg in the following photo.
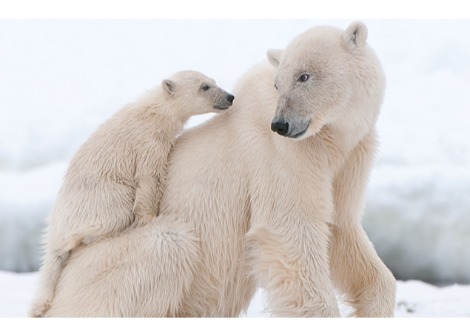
[29,239,78,317]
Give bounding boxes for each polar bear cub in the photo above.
[29,71,234,317]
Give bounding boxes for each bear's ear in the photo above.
[267,48,283,68]
[342,21,368,51]
[162,79,175,95]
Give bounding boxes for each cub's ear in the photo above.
[342,21,368,50]
[267,48,283,68]
[162,79,175,95]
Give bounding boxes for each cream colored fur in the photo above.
[42,22,396,317]
[29,71,234,317]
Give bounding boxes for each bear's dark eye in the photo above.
[299,74,310,82]
[201,84,210,91]
[274,83,278,90]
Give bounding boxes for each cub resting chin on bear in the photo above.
[31,21,396,317]
[29,71,234,317]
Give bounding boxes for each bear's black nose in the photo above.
[271,120,289,136]
[227,94,235,103]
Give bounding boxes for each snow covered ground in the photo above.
[1,18,470,317]
[2,270,470,317]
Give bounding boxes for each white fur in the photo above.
[29,71,233,317]
[42,22,396,317]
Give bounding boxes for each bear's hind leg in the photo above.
[29,246,74,317]
[44,215,199,317]
[137,218,200,317]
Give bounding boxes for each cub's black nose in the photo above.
[271,120,289,136]
[227,94,235,103]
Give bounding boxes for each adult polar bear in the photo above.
[45,22,396,317]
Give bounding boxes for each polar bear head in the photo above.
[162,71,235,117]
[268,21,385,141]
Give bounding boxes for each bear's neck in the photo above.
[143,89,188,125]
[130,89,186,140]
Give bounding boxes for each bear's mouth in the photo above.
[285,120,311,139]
[213,102,234,111]
[213,105,231,110]
[289,127,308,139]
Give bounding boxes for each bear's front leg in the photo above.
[247,221,340,317]
[329,130,396,317]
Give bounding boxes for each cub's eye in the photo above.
[274,83,278,90]
[299,73,310,82]
[201,84,210,91]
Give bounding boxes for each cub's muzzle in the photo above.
[214,94,235,110]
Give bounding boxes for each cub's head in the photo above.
[267,21,385,140]
[162,71,234,117]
